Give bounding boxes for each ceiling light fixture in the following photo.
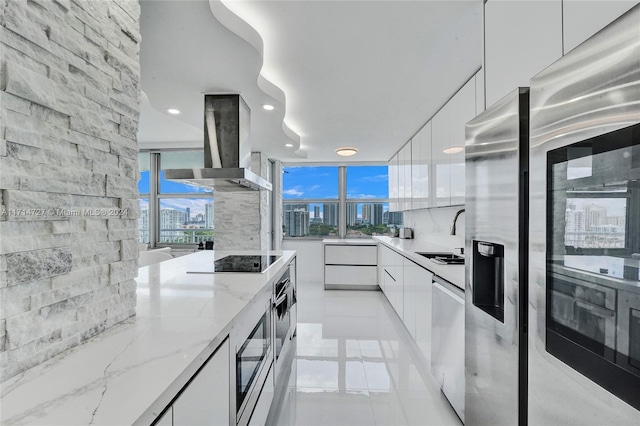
[262,104,275,111]
[167,108,181,115]
[285,143,293,147]
[335,147,358,157]
[443,146,464,155]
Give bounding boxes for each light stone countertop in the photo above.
[374,236,465,290]
[322,238,377,245]
[0,250,296,426]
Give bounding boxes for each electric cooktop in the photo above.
[188,255,281,274]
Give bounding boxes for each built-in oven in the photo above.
[273,263,296,375]
[235,300,272,426]
[545,122,640,410]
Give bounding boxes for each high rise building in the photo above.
[284,208,310,237]
[160,208,185,241]
[205,202,214,229]
[362,204,372,224]
[323,203,338,226]
[585,203,607,230]
[138,208,149,242]
[346,203,357,226]
[185,207,191,224]
[314,205,320,218]
[372,203,384,225]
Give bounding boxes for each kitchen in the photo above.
[1,1,639,425]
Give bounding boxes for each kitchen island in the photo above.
[0,250,296,425]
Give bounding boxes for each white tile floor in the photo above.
[273,280,462,426]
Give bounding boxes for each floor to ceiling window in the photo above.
[282,165,402,239]
[138,151,214,245]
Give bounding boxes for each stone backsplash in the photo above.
[0,0,141,381]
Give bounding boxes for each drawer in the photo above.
[325,265,378,285]
[324,245,377,265]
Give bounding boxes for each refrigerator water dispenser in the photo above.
[472,241,504,322]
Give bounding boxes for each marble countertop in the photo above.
[374,236,465,290]
[0,250,296,426]
[322,238,377,245]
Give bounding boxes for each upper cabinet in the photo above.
[411,122,431,210]
[431,102,451,207]
[389,72,479,210]
[484,0,562,106]
[562,1,638,53]
[448,77,476,206]
[389,153,399,212]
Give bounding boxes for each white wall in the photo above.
[403,206,465,250]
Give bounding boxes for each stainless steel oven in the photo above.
[234,299,272,426]
[273,262,296,376]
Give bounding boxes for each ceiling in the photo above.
[138,0,482,163]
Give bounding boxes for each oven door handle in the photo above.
[274,278,291,298]
[574,300,616,318]
[273,293,287,308]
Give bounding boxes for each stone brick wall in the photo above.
[213,152,271,250]
[0,0,141,381]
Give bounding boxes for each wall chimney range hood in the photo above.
[164,95,272,192]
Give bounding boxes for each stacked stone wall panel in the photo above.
[0,0,141,381]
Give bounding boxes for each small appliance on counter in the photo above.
[399,227,413,239]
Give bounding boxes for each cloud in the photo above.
[349,193,385,199]
[283,188,304,196]
[361,174,388,182]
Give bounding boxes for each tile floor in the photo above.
[273,279,462,426]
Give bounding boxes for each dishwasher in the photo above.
[431,275,465,422]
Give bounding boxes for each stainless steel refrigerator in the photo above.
[465,4,640,425]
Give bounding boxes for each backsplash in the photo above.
[0,0,141,381]
[402,206,466,249]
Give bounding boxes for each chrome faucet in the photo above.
[450,208,465,235]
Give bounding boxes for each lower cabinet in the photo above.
[403,258,418,339]
[414,266,434,364]
[324,243,378,289]
[248,363,274,426]
[171,339,230,426]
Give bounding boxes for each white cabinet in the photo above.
[379,244,404,319]
[402,258,418,339]
[156,407,173,426]
[411,123,431,210]
[388,153,399,212]
[401,142,412,211]
[432,104,451,207]
[484,0,562,106]
[562,1,637,53]
[324,243,378,289]
[248,363,274,426]
[448,77,476,206]
[414,267,434,365]
[173,339,230,426]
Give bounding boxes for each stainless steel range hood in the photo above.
[164,94,272,192]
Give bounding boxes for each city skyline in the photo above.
[283,166,389,199]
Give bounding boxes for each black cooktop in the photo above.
[213,255,280,273]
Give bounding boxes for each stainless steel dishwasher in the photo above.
[431,275,465,422]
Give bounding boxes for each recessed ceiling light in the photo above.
[335,147,358,157]
[285,143,293,147]
[443,146,464,155]
[167,108,181,115]
[263,104,275,111]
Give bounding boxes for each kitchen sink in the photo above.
[415,252,465,265]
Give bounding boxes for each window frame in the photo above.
[139,150,214,248]
[282,163,398,240]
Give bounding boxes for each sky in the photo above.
[283,166,388,199]
[138,165,390,214]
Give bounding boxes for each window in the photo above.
[138,151,214,245]
[283,166,339,238]
[282,165,400,239]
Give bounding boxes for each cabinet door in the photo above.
[388,154,399,212]
[411,123,432,210]
[401,142,412,211]
[402,258,417,339]
[173,339,230,426]
[432,105,451,206]
[448,77,476,206]
[563,1,636,54]
[415,267,434,364]
[380,245,394,296]
[392,251,405,320]
[484,0,562,106]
